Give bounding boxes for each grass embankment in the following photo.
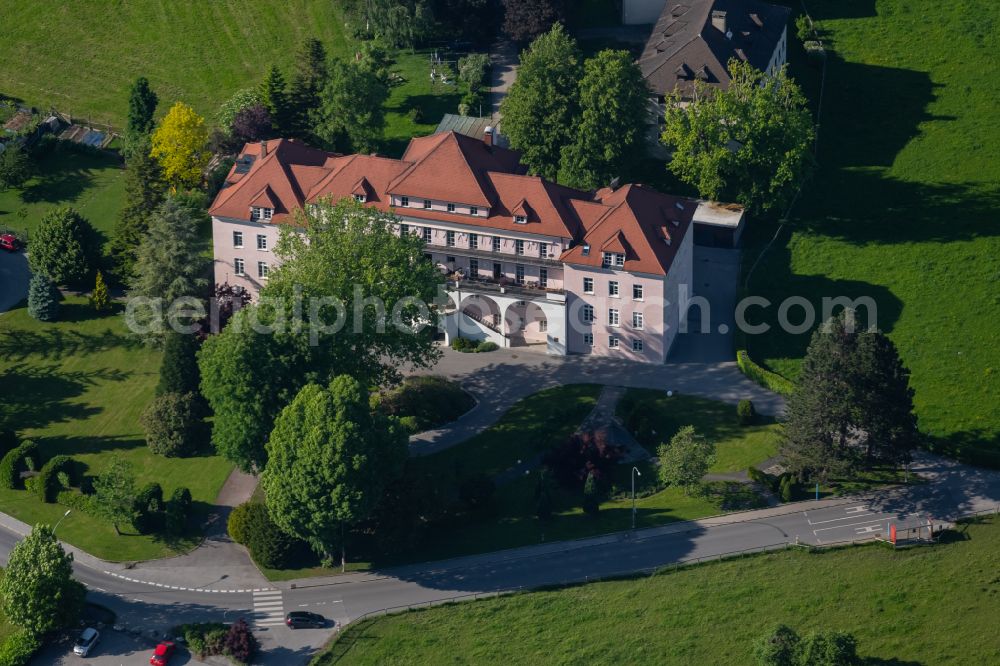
[743,0,1000,464]
[0,298,233,560]
[316,518,1000,665]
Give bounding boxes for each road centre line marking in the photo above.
[813,518,888,533]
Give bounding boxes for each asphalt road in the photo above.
[12,452,997,664]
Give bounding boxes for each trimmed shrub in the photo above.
[737,399,757,425]
[165,486,192,536]
[582,470,601,516]
[141,391,205,457]
[175,622,228,659]
[380,376,475,432]
[476,341,499,352]
[0,627,42,666]
[56,490,96,515]
[0,440,39,489]
[223,618,259,664]
[132,482,165,534]
[229,502,304,569]
[35,455,75,503]
[227,501,254,544]
[780,475,794,503]
[736,350,795,397]
[450,336,474,351]
[398,415,420,434]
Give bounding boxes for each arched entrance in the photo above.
[504,300,548,348]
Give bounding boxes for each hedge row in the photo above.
[35,455,76,503]
[0,441,39,490]
[736,349,795,397]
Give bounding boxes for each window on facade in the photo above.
[602,252,624,268]
[400,223,409,236]
[470,258,479,276]
[354,194,366,203]
[539,242,548,258]
[633,284,643,300]
[614,253,625,267]
[609,336,620,349]
[493,262,502,279]
[582,304,594,323]
[423,199,432,209]
[257,234,267,251]
[262,208,273,220]
[514,215,526,224]
[469,233,478,249]
[515,264,525,285]
[609,281,619,297]
[447,203,456,213]
[401,196,409,207]
[539,268,548,288]
[250,207,261,221]
[233,231,243,248]
[632,312,644,329]
[234,258,245,276]
[539,320,547,332]
[632,338,643,352]
[470,206,478,216]
[492,236,501,252]
[582,243,590,256]
[446,255,456,264]
[515,240,525,256]
[258,261,269,279]
[583,277,594,294]
[423,227,432,243]
[584,333,594,347]
[446,231,456,247]
[608,309,620,326]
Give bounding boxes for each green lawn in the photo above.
[0,1,350,128]
[743,0,1000,464]
[316,518,1000,665]
[382,52,465,157]
[0,298,233,560]
[0,144,125,244]
[617,389,782,473]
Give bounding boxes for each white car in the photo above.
[73,628,99,657]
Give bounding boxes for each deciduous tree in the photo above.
[150,101,210,190]
[217,88,263,132]
[0,525,85,636]
[231,104,273,143]
[93,456,137,535]
[262,376,407,568]
[558,49,649,189]
[656,425,716,493]
[28,207,98,286]
[661,60,814,215]
[316,59,389,153]
[500,24,582,180]
[0,144,31,191]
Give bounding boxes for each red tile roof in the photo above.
[209,134,696,276]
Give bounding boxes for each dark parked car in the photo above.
[285,611,328,629]
[0,234,20,252]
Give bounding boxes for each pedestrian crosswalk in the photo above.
[252,590,285,627]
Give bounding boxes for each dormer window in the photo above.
[423,199,432,209]
[602,252,625,268]
[354,194,366,203]
[470,206,478,216]
[250,207,273,221]
[581,243,590,256]
[401,196,409,207]
[514,215,526,224]
[447,203,456,213]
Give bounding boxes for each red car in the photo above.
[150,641,175,666]
[0,234,19,252]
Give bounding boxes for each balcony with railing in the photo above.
[446,276,566,302]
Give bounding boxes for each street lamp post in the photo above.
[631,466,641,530]
[53,509,72,535]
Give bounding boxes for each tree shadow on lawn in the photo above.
[0,363,111,429]
[0,322,142,362]
[37,433,146,458]
[16,148,121,206]
[744,240,904,365]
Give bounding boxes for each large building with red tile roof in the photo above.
[209,130,742,362]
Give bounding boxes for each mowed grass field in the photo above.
[745,0,1000,461]
[0,1,351,127]
[0,298,233,560]
[316,519,1000,665]
[0,144,125,242]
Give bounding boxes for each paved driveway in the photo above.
[669,245,742,363]
[0,248,29,313]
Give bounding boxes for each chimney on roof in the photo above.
[260,140,267,158]
[711,10,727,34]
[484,125,494,149]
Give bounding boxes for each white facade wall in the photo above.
[661,222,695,357]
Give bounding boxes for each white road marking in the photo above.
[812,517,888,533]
[252,590,285,627]
[855,524,885,535]
[844,505,869,514]
[807,512,876,525]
